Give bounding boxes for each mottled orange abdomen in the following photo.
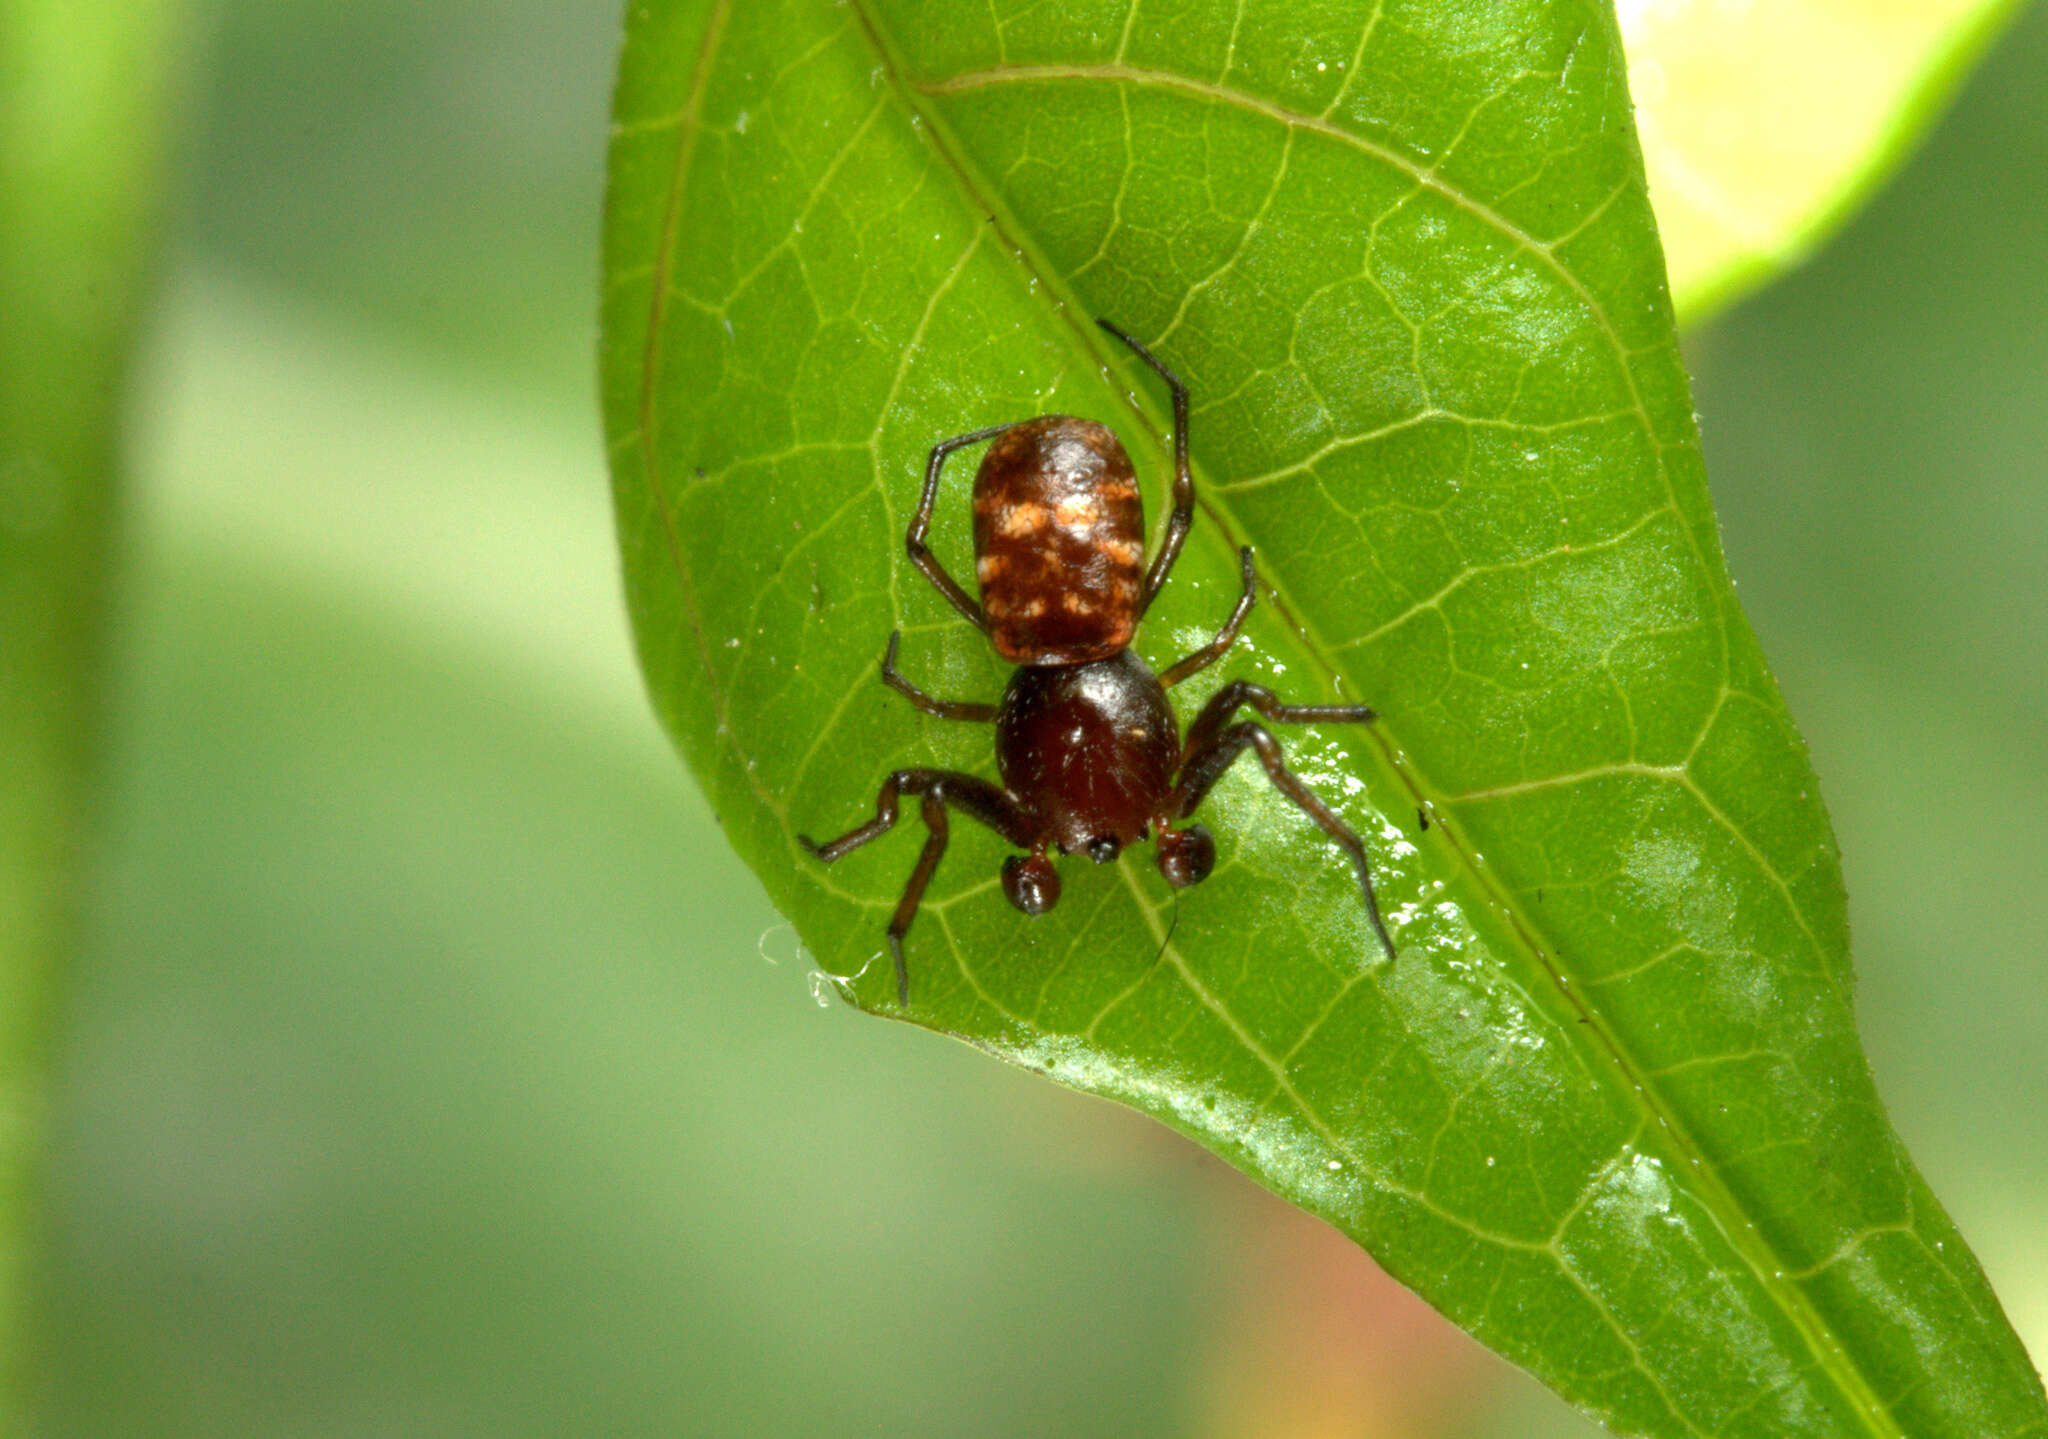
[971,416,1145,665]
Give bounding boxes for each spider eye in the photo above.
[1086,836,1121,864]
[1157,824,1215,888]
[1002,854,1061,915]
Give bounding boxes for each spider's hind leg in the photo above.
[906,423,1022,634]
[1096,319,1193,614]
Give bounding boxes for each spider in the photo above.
[801,321,1396,1005]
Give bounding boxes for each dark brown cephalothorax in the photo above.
[800,320,1396,1006]
[995,649,1174,856]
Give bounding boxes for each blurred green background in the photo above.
[34,1,2048,1435]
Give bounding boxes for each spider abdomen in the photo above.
[996,651,1177,856]
[972,415,1145,666]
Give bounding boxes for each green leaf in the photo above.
[600,3,2047,1434]
[1,0,182,1418]
[1620,0,2027,325]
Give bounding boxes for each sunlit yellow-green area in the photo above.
[1620,0,2024,323]
[29,1,2048,1434]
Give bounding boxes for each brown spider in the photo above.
[801,321,1396,1005]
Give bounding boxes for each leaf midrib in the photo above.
[833,7,1904,1435]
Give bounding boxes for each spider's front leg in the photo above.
[1170,682,1394,964]
[799,769,1036,1005]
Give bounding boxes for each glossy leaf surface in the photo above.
[599,2,2048,1434]
[1621,0,2026,323]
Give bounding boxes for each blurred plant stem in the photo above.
[1,0,184,1419]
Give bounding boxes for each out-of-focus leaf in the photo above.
[600,3,2048,1434]
[0,0,181,1416]
[1620,0,2025,324]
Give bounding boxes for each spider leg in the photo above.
[907,423,1024,634]
[1159,547,1257,688]
[879,631,997,721]
[1171,686,1393,964]
[1097,320,1192,616]
[1179,680,1374,756]
[799,769,1036,1004]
